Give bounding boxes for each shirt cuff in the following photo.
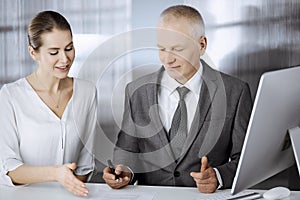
[213,168,223,189]
[1,160,24,187]
[125,165,135,184]
[0,174,27,187]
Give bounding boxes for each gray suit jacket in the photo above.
[114,60,252,188]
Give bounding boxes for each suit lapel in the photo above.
[177,61,218,164]
[178,77,217,163]
[145,68,176,162]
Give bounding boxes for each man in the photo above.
[103,5,252,193]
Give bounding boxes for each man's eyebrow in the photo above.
[157,44,183,49]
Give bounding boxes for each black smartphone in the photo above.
[107,159,119,180]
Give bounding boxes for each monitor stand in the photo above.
[289,127,300,176]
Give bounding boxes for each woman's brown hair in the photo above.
[27,10,72,51]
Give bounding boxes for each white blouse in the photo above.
[0,78,97,186]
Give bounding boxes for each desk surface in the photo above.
[1,182,300,200]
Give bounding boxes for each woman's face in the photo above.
[30,28,75,79]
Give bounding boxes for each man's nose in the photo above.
[164,51,176,63]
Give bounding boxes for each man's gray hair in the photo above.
[159,5,205,39]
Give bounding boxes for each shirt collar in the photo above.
[161,62,203,97]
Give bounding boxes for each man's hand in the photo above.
[103,164,132,189]
[55,163,89,196]
[190,156,218,193]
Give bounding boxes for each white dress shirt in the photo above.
[0,78,96,186]
[158,66,203,133]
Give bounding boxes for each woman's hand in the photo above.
[55,163,89,196]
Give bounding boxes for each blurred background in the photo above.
[1,0,300,188]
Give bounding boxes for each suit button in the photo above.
[174,171,180,177]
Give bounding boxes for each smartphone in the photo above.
[107,159,119,180]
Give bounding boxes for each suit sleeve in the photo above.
[113,84,140,171]
[216,82,252,188]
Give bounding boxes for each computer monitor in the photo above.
[231,66,300,195]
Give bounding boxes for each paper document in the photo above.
[88,185,155,200]
[194,190,261,200]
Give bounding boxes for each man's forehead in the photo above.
[157,27,195,47]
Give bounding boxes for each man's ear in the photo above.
[28,46,39,61]
[198,36,207,55]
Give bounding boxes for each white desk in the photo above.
[1,182,300,200]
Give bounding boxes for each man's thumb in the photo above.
[200,156,208,172]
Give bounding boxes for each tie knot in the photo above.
[176,86,189,100]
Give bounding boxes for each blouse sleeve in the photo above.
[74,86,97,179]
[0,85,24,186]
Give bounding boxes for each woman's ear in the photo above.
[28,46,39,61]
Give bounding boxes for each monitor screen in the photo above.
[231,66,300,194]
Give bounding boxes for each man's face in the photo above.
[157,18,206,84]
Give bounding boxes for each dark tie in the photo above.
[169,86,190,159]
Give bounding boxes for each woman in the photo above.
[0,11,97,197]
